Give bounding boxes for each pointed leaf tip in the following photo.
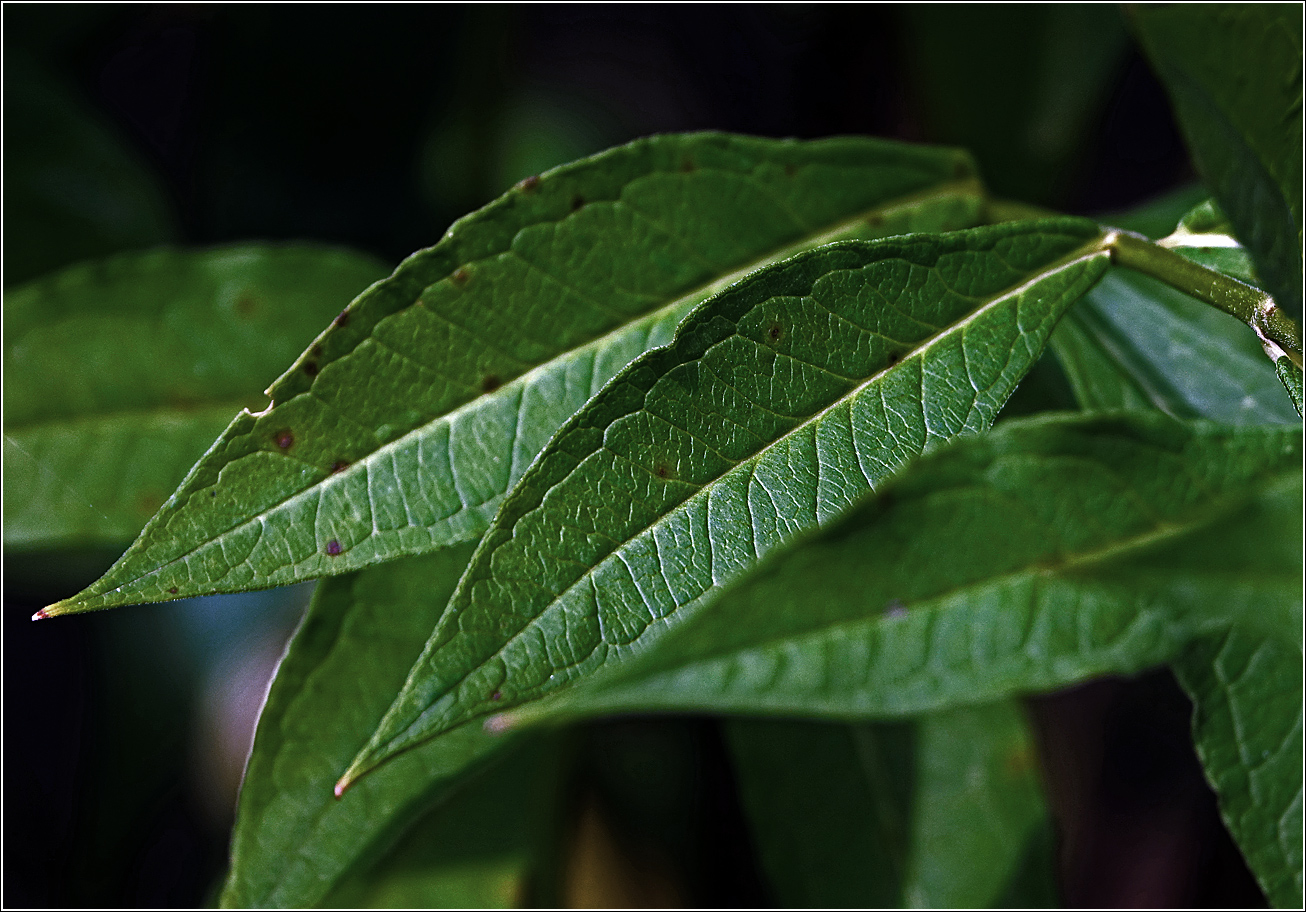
[31,608,49,621]
[333,774,350,800]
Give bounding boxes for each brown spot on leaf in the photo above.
[136,491,164,515]
[491,690,502,701]
[886,351,901,365]
[331,459,350,474]
[274,429,295,450]
[451,267,471,286]
[866,213,885,227]
[235,293,258,318]
[326,539,342,556]
[333,308,350,328]
[168,587,179,595]
[654,462,672,480]
[304,361,319,377]
[481,374,501,394]
[767,323,783,342]
[571,194,586,212]
[517,174,541,192]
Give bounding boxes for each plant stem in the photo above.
[1107,231,1303,367]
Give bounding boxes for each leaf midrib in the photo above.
[62,181,984,609]
[431,235,1112,727]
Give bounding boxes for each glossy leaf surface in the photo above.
[728,701,1052,907]
[52,133,984,613]
[540,413,1300,720]
[1132,4,1303,314]
[346,218,1111,782]
[1175,628,1304,909]
[1050,268,1299,426]
[4,245,388,551]
[220,543,514,908]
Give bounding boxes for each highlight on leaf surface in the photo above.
[49,132,987,615]
[340,217,1113,787]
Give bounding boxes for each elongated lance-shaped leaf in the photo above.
[1175,628,1304,909]
[1131,4,1303,315]
[341,218,1113,788]
[48,133,985,615]
[220,544,512,908]
[4,245,388,551]
[726,701,1053,908]
[525,412,1301,723]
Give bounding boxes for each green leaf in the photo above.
[320,735,564,909]
[534,412,1300,721]
[343,218,1112,785]
[3,52,177,287]
[727,701,1052,907]
[1131,4,1303,315]
[1275,357,1304,418]
[1050,269,1300,425]
[220,543,516,908]
[4,245,388,552]
[50,133,985,614]
[1174,628,1304,909]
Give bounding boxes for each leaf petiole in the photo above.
[1106,230,1303,368]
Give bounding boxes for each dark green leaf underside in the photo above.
[728,701,1050,907]
[54,133,984,613]
[347,218,1111,783]
[1132,4,1303,313]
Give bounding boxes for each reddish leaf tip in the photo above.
[32,608,50,621]
[333,774,350,799]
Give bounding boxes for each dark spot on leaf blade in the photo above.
[326,539,342,556]
[333,309,350,328]
[331,459,350,474]
[274,429,295,450]
[481,374,501,394]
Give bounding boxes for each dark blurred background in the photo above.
[3,4,1264,907]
